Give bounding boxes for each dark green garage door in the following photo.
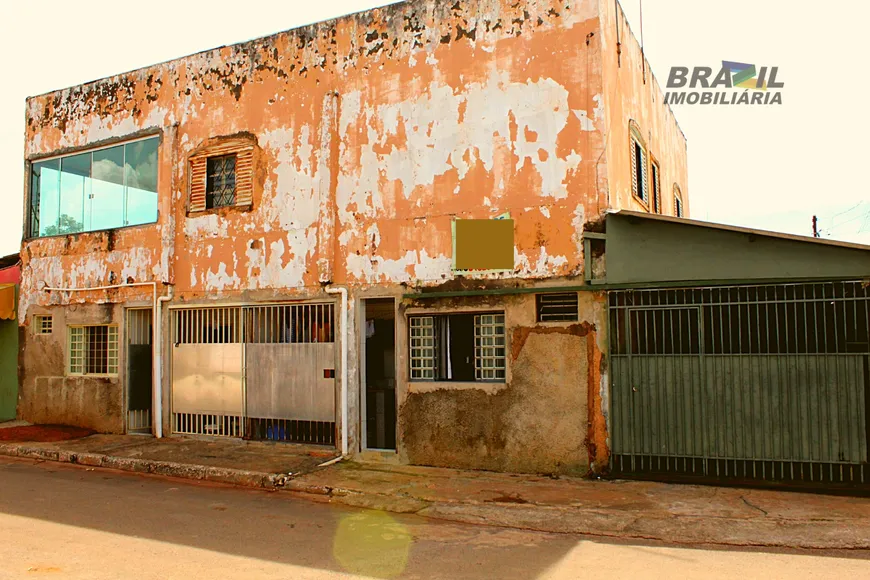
[609,281,870,487]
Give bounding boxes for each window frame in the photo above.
[408,311,507,383]
[34,315,53,335]
[205,154,238,209]
[650,156,662,214]
[186,137,255,215]
[629,122,649,208]
[26,134,160,240]
[536,292,580,323]
[67,324,120,377]
[674,184,684,217]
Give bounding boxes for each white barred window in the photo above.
[68,325,119,376]
[474,313,506,380]
[409,312,506,382]
[35,315,53,335]
[409,316,436,379]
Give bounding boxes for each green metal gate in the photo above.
[609,281,870,487]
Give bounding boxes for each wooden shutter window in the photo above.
[630,138,639,199]
[629,122,648,206]
[189,156,208,213]
[188,141,255,214]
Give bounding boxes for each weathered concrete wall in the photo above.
[598,0,688,216]
[18,0,679,464]
[18,304,125,433]
[21,0,609,316]
[397,291,607,475]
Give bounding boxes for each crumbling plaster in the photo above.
[20,0,617,322]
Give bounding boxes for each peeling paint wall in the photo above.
[19,303,126,433]
[18,0,682,468]
[398,292,606,474]
[22,0,611,315]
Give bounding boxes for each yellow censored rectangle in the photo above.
[454,219,514,271]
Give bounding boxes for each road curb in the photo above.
[0,443,287,489]
[4,443,869,550]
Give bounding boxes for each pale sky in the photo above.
[1,0,868,257]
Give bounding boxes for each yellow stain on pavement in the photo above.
[333,510,412,578]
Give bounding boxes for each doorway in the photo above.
[362,298,397,451]
[126,309,153,434]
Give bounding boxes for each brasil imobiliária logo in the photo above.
[665,61,784,105]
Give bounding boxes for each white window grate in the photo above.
[474,313,506,381]
[537,293,579,322]
[35,315,53,335]
[68,325,119,376]
[409,316,436,379]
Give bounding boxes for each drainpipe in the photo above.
[325,286,348,456]
[154,285,174,438]
[43,281,166,437]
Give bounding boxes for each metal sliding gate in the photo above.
[609,281,870,487]
[171,304,337,445]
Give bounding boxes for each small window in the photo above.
[188,138,254,213]
[206,155,237,209]
[629,123,648,204]
[650,159,661,213]
[35,315,53,335]
[68,325,119,376]
[409,312,506,382]
[674,185,684,217]
[536,293,579,322]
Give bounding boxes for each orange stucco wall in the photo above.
[20,0,621,317]
[598,0,688,217]
[17,0,686,466]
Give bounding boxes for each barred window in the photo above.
[409,316,436,379]
[188,138,254,214]
[474,313,506,380]
[409,312,506,382]
[35,315,53,335]
[536,292,579,322]
[69,325,119,376]
[206,155,237,209]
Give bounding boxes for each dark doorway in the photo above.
[126,309,153,434]
[363,298,396,450]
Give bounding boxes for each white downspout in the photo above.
[325,286,348,456]
[155,285,173,438]
[43,281,166,437]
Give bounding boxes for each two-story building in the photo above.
[18,0,687,475]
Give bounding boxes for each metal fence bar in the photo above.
[609,280,870,487]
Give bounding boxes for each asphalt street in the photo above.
[0,457,867,579]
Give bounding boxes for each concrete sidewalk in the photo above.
[2,434,869,550]
[0,434,337,488]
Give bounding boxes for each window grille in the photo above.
[188,140,254,213]
[409,316,436,379]
[69,325,118,375]
[35,315,53,335]
[536,293,579,322]
[206,154,237,209]
[474,313,506,380]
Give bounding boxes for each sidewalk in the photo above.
[0,432,337,488]
[2,432,869,550]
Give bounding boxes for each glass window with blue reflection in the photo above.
[29,136,159,238]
